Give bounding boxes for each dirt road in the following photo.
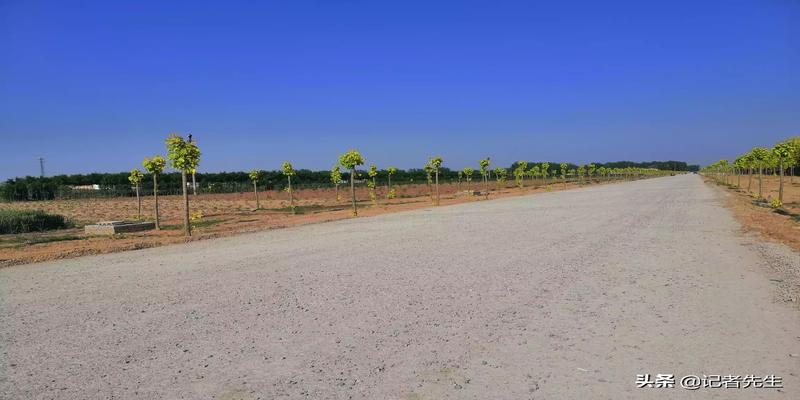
[1,174,798,399]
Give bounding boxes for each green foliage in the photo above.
[128,169,143,185]
[513,161,527,187]
[330,166,342,185]
[282,161,296,176]
[387,167,397,175]
[462,167,474,181]
[142,155,166,175]
[165,134,201,172]
[248,169,263,182]
[339,150,365,170]
[479,158,490,175]
[430,156,442,169]
[540,162,550,178]
[770,198,783,209]
[559,163,568,178]
[773,142,792,162]
[0,210,69,234]
[493,167,508,184]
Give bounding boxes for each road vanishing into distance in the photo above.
[2,174,799,399]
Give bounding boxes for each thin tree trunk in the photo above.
[181,171,191,236]
[388,175,392,198]
[135,184,141,220]
[758,167,763,199]
[153,175,160,230]
[350,169,357,216]
[192,172,197,196]
[288,175,295,214]
[253,181,259,210]
[748,168,753,193]
[435,170,440,205]
[335,184,340,202]
[778,162,784,203]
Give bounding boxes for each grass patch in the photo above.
[0,210,70,234]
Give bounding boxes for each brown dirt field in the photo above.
[0,178,634,267]
[706,174,800,251]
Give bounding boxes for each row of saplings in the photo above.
[703,136,799,208]
[129,134,670,237]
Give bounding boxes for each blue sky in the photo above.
[1,0,798,179]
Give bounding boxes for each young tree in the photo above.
[330,166,343,202]
[142,155,166,230]
[529,165,540,186]
[587,163,596,183]
[367,164,378,205]
[540,162,550,186]
[513,161,528,189]
[387,167,397,199]
[479,158,490,197]
[773,142,792,204]
[559,163,568,189]
[457,170,463,190]
[165,134,201,237]
[339,150,365,216]
[576,165,586,184]
[282,161,297,214]
[430,156,442,205]
[493,167,507,189]
[249,169,263,210]
[128,169,144,220]
[462,167,474,191]
[750,147,770,200]
[423,161,434,202]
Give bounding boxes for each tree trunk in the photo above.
[181,171,191,236]
[350,169,357,216]
[153,175,160,230]
[288,175,295,214]
[192,172,197,196]
[778,161,784,203]
[135,184,141,220]
[388,175,392,198]
[758,167,763,200]
[747,168,753,194]
[253,181,259,210]
[335,184,340,202]
[435,170,440,206]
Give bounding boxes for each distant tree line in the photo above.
[0,160,698,202]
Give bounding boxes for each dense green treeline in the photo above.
[1,160,698,201]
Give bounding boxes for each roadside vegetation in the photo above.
[703,136,800,250]
[0,210,69,234]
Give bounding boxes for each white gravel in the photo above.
[1,174,798,399]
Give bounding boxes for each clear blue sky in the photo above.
[1,0,798,179]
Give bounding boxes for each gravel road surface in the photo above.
[1,174,798,399]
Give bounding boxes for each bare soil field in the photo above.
[706,175,800,252]
[0,179,604,266]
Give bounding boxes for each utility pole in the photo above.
[39,157,45,177]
